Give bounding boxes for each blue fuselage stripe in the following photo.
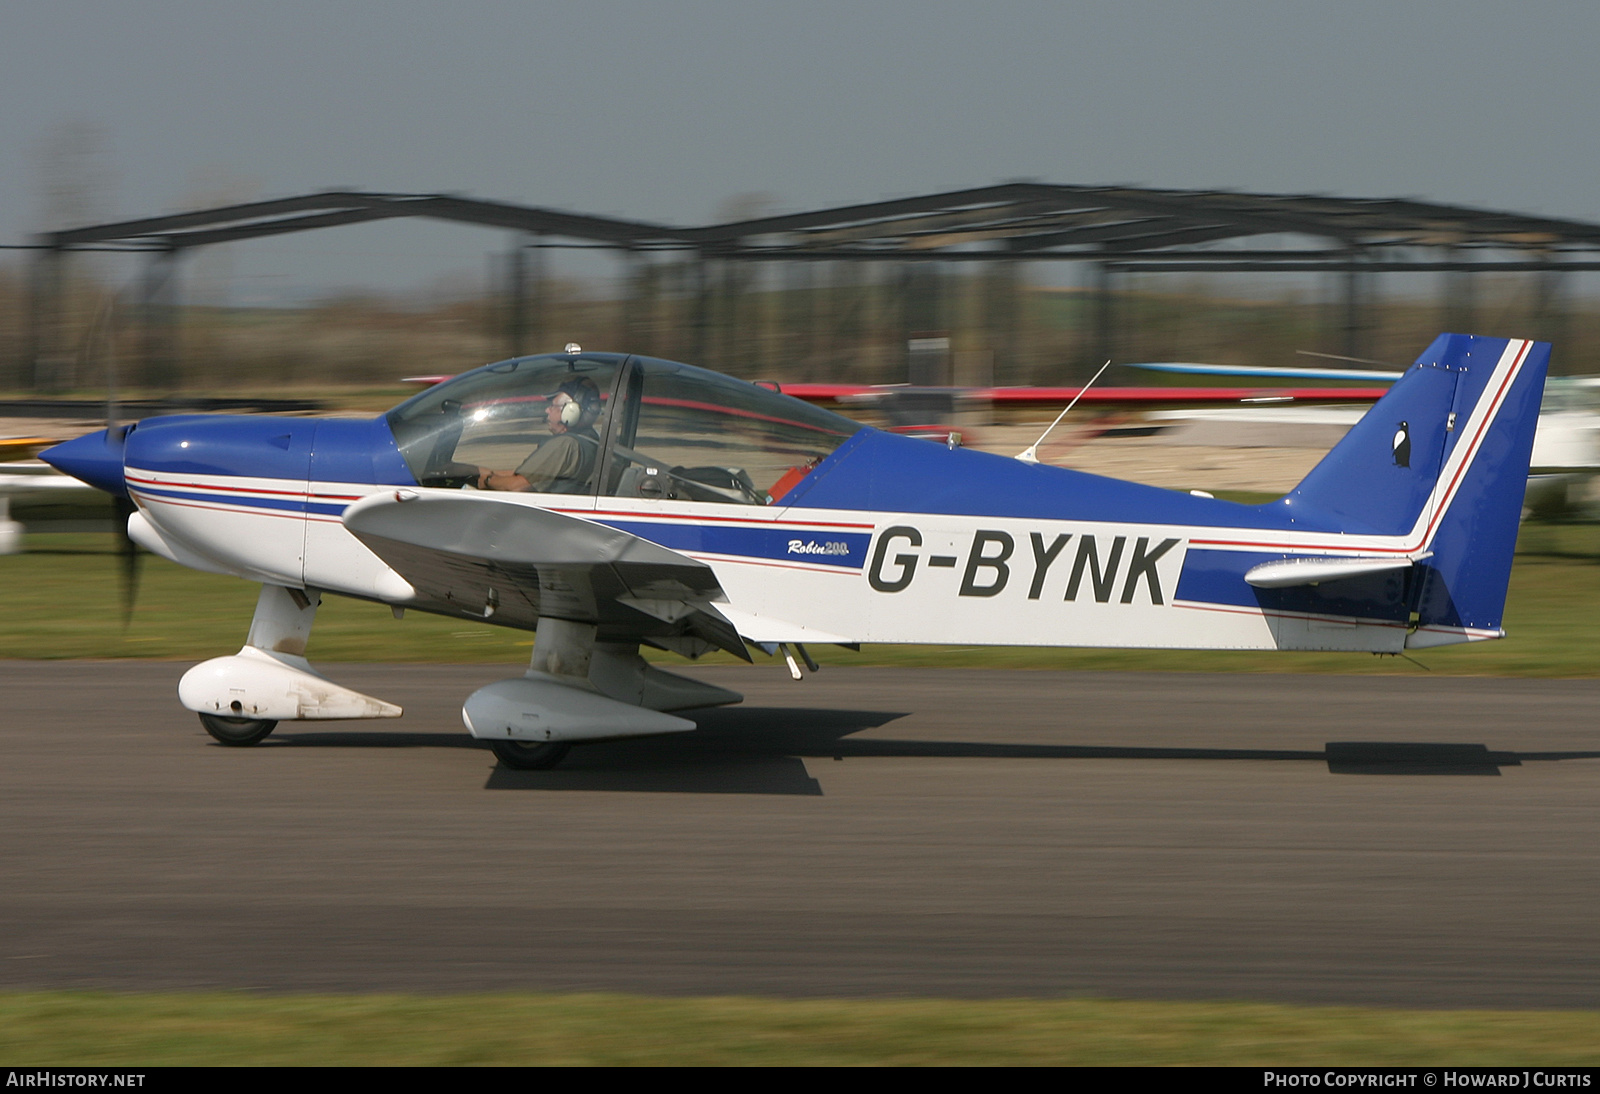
[598,519,869,568]
[131,482,352,517]
[134,482,308,513]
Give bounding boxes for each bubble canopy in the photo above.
[385,352,865,504]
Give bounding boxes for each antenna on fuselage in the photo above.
[1016,359,1112,464]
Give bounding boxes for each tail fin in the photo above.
[1281,334,1548,647]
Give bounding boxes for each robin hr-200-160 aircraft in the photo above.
[43,333,1548,771]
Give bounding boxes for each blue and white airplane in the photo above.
[43,333,1548,770]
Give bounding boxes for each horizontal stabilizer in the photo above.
[1244,556,1415,589]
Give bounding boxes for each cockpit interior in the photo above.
[386,351,864,505]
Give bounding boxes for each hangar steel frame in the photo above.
[19,183,1600,390]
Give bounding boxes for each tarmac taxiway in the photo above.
[2,661,1597,1007]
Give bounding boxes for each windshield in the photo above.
[386,354,623,492]
[602,356,863,505]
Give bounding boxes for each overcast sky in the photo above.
[5,1,1599,300]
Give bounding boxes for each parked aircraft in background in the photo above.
[0,442,96,554]
[1132,362,1600,518]
[43,334,1547,773]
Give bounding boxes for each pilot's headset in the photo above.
[555,378,602,429]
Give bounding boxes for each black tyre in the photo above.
[490,739,572,770]
[198,712,278,747]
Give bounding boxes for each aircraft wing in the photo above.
[342,491,750,660]
[0,460,99,499]
[1124,361,1405,383]
[779,382,1393,408]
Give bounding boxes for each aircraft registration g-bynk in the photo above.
[43,333,1548,770]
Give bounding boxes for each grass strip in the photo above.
[0,525,1595,675]
[5,991,1600,1066]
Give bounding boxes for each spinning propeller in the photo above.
[88,292,143,626]
[111,471,142,625]
[91,422,142,626]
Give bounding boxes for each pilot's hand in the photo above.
[481,469,531,491]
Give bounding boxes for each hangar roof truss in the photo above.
[37,183,1600,270]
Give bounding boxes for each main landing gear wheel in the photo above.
[490,739,572,770]
[198,712,278,747]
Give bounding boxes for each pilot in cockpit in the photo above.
[477,377,603,492]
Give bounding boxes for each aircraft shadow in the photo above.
[261,731,483,750]
[273,709,906,796]
[266,710,1600,794]
[484,708,907,795]
[664,710,1600,778]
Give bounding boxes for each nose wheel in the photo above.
[198,712,278,746]
[490,739,572,770]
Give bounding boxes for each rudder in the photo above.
[1409,336,1548,646]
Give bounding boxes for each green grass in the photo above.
[0,524,1595,674]
[4,992,1600,1066]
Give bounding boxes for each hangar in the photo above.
[18,182,1600,391]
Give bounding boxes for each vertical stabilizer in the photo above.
[1280,334,1548,647]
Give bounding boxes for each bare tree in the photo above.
[34,119,116,232]
[29,120,117,390]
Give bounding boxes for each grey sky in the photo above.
[5,1,1599,298]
